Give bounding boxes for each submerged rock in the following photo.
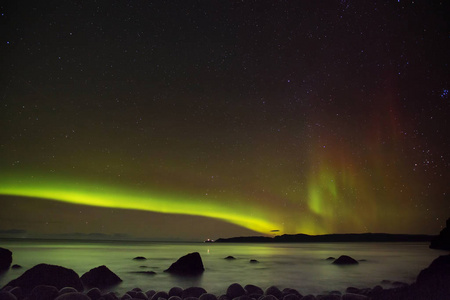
[133,257,147,261]
[224,256,235,260]
[164,253,204,276]
[249,259,259,263]
[332,255,359,265]
[80,265,122,289]
[5,264,83,294]
[0,248,13,270]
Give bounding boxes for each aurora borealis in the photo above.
[0,1,449,240]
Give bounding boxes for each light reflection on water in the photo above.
[0,240,446,296]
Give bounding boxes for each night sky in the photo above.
[0,1,449,241]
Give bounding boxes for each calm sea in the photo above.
[0,240,447,296]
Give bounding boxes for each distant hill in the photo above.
[214,233,434,243]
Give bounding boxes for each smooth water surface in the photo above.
[0,240,447,296]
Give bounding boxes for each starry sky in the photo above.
[0,1,449,241]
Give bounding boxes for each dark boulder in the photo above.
[332,255,359,265]
[0,291,17,300]
[0,248,13,270]
[415,254,450,297]
[226,283,245,299]
[224,256,235,260]
[198,294,216,300]
[8,287,23,300]
[54,293,90,300]
[249,260,258,263]
[168,287,183,298]
[244,285,263,296]
[265,286,282,299]
[430,218,450,250]
[58,288,78,295]
[29,285,59,300]
[168,297,182,300]
[86,288,102,300]
[181,287,206,299]
[342,294,369,300]
[164,253,204,276]
[259,296,278,300]
[133,257,147,261]
[80,265,122,289]
[4,264,83,294]
[282,295,299,300]
[151,291,169,300]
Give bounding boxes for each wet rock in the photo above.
[151,291,169,300]
[325,257,335,260]
[165,253,204,276]
[217,295,228,300]
[300,296,315,300]
[80,265,122,289]
[8,287,23,300]
[59,287,78,295]
[169,287,183,298]
[265,286,282,299]
[0,248,12,270]
[133,257,147,261]
[315,295,339,300]
[233,296,252,300]
[281,288,301,298]
[145,290,156,299]
[86,288,102,300]
[102,292,119,300]
[226,283,245,299]
[332,255,359,265]
[224,256,235,260]
[258,296,278,300]
[11,265,22,269]
[345,287,360,294]
[342,294,369,300]
[134,292,148,300]
[282,295,299,300]
[415,254,450,296]
[182,287,207,299]
[54,293,90,300]
[369,285,383,296]
[168,297,182,300]
[0,291,17,300]
[244,285,263,296]
[198,294,216,300]
[120,295,132,300]
[29,285,59,300]
[5,264,83,294]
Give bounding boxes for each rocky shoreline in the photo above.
[1,249,449,300]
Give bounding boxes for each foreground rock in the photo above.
[430,217,450,250]
[164,252,204,276]
[4,264,83,294]
[80,265,122,289]
[0,248,12,270]
[332,256,359,265]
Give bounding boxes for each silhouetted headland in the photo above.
[214,233,434,243]
[429,218,450,250]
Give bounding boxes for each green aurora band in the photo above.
[0,173,277,234]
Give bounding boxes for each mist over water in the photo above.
[0,240,446,296]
